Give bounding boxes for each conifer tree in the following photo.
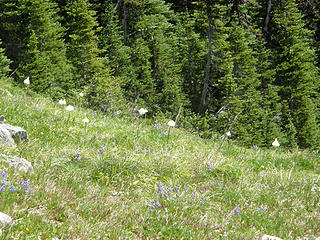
[176,12,207,113]
[14,0,74,97]
[272,0,320,148]
[223,22,263,146]
[65,0,123,111]
[0,39,11,81]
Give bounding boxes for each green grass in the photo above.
[1,79,320,239]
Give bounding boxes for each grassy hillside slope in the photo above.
[0,79,320,239]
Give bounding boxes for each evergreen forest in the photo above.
[1,0,320,149]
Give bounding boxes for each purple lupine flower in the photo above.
[234,205,240,216]
[262,205,268,211]
[151,205,155,212]
[100,146,105,155]
[191,190,197,198]
[154,199,161,207]
[199,200,205,206]
[75,150,81,161]
[0,168,8,179]
[207,163,212,170]
[9,186,15,192]
[158,182,164,196]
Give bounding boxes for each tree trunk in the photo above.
[263,0,272,35]
[123,2,128,45]
[198,3,213,114]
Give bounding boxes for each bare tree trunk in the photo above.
[123,2,128,45]
[264,0,272,34]
[198,4,213,114]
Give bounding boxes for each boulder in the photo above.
[0,153,33,174]
[0,212,12,231]
[0,127,15,146]
[0,116,28,145]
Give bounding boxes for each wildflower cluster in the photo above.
[19,178,34,194]
[0,168,34,194]
[0,168,9,192]
[150,181,205,212]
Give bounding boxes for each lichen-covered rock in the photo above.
[0,115,5,124]
[0,212,12,231]
[0,117,28,145]
[0,126,15,146]
[2,124,28,144]
[0,153,33,174]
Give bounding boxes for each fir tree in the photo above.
[272,0,320,148]
[0,39,11,80]
[19,0,74,97]
[65,0,123,111]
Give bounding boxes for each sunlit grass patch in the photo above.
[1,79,320,239]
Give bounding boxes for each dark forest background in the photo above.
[1,0,320,149]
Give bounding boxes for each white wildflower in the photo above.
[59,99,66,105]
[24,77,30,85]
[66,105,74,111]
[272,138,280,147]
[138,108,148,115]
[168,120,176,127]
[82,118,89,123]
[226,131,231,137]
[79,92,84,97]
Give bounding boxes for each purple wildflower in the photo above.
[191,190,197,198]
[100,146,105,155]
[234,205,240,216]
[154,199,161,207]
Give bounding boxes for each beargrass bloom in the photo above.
[272,138,280,147]
[167,120,176,146]
[79,92,84,97]
[138,108,148,115]
[66,105,74,111]
[24,77,30,85]
[82,118,89,123]
[226,131,231,137]
[168,120,176,127]
[59,99,66,105]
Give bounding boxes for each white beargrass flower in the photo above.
[138,108,148,115]
[59,99,66,105]
[24,77,30,85]
[226,131,231,137]
[66,105,74,111]
[79,92,84,97]
[272,138,280,147]
[168,120,176,127]
[82,118,89,123]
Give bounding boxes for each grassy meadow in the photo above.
[0,79,320,239]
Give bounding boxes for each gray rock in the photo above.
[0,116,5,124]
[0,212,12,231]
[0,121,28,145]
[261,235,282,240]
[0,153,33,174]
[0,127,15,146]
